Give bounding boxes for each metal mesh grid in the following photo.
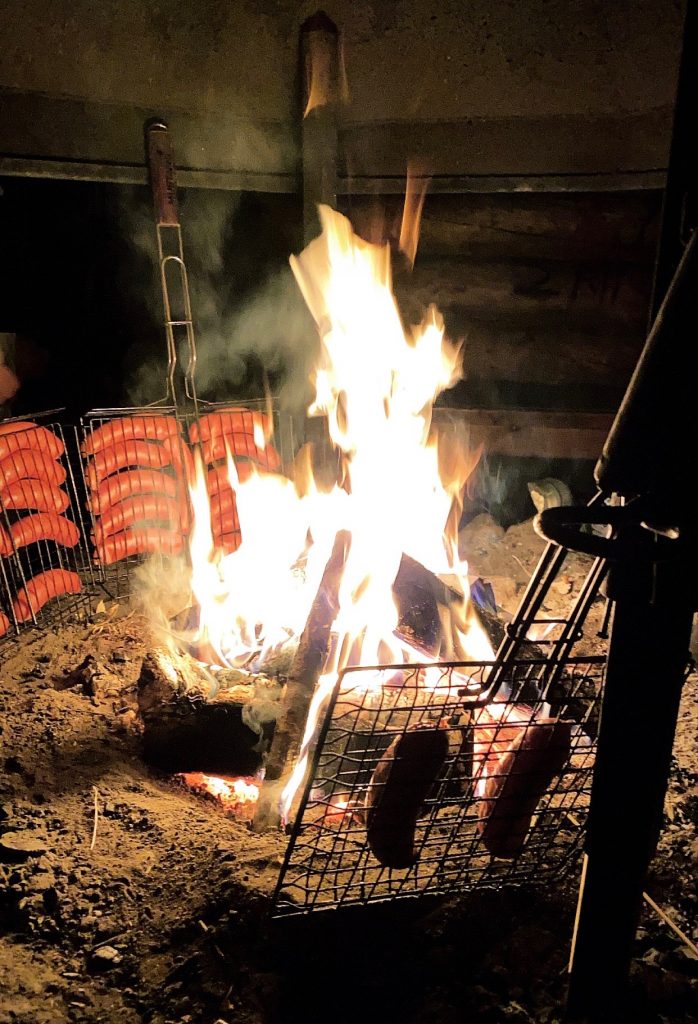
[80,400,301,597]
[1,412,97,640]
[272,546,607,916]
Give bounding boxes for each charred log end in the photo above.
[136,650,265,777]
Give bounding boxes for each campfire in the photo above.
[131,203,495,824]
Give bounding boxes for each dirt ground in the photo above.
[1,518,697,1024]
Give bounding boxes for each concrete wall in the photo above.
[0,0,686,185]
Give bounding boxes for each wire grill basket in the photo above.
[272,546,607,916]
[1,411,97,640]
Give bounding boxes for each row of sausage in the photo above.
[0,420,83,634]
[1,408,282,634]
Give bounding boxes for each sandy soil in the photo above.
[0,519,697,1023]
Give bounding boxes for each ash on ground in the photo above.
[0,518,696,1023]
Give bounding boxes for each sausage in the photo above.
[93,493,186,542]
[0,420,46,437]
[366,727,449,869]
[201,435,281,470]
[0,450,67,490]
[86,439,174,488]
[1,479,70,514]
[9,512,80,550]
[212,531,242,554]
[0,522,11,557]
[88,468,182,514]
[207,486,236,518]
[13,568,82,622]
[82,415,180,455]
[95,527,185,565]
[0,610,10,637]
[477,718,572,859]
[0,424,65,462]
[211,509,240,537]
[189,409,270,444]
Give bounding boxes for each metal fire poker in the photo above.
[536,5,698,1017]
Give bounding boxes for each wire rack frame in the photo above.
[272,546,608,917]
[1,412,99,642]
[80,399,302,599]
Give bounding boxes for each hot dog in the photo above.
[1,479,70,514]
[9,512,80,550]
[0,523,11,557]
[0,610,10,637]
[477,718,572,859]
[211,509,240,536]
[201,435,280,470]
[212,531,242,554]
[93,493,186,542]
[88,469,182,513]
[0,420,44,437]
[82,415,180,455]
[206,462,253,497]
[95,527,185,565]
[12,568,82,622]
[86,440,174,488]
[0,451,67,490]
[189,409,270,444]
[0,424,65,462]
[366,727,449,869]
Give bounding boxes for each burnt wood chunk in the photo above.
[366,727,449,869]
[252,530,351,831]
[478,717,572,859]
[137,652,263,776]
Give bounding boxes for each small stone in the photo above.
[91,945,122,967]
[111,648,128,663]
[0,831,48,861]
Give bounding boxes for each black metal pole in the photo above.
[565,547,694,1022]
[565,5,698,1016]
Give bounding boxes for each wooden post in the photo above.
[252,530,350,831]
[300,11,340,244]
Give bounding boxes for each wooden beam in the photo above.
[396,257,651,330]
[434,408,614,460]
[344,192,661,264]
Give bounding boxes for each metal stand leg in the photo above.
[565,554,693,1022]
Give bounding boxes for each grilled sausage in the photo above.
[13,568,82,622]
[0,420,44,437]
[0,610,10,637]
[366,727,449,869]
[1,479,70,514]
[189,409,270,444]
[212,532,242,554]
[206,463,254,496]
[0,451,67,490]
[201,435,281,470]
[211,508,240,537]
[82,415,180,455]
[0,523,11,557]
[88,468,182,513]
[95,527,185,564]
[477,718,572,859]
[10,512,79,550]
[0,424,65,462]
[86,439,174,488]
[93,493,186,542]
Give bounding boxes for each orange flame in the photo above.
[175,205,491,824]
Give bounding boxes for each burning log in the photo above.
[252,529,350,831]
[136,651,269,777]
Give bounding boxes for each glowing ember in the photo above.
[180,773,259,817]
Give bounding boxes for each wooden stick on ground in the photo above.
[252,529,351,831]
